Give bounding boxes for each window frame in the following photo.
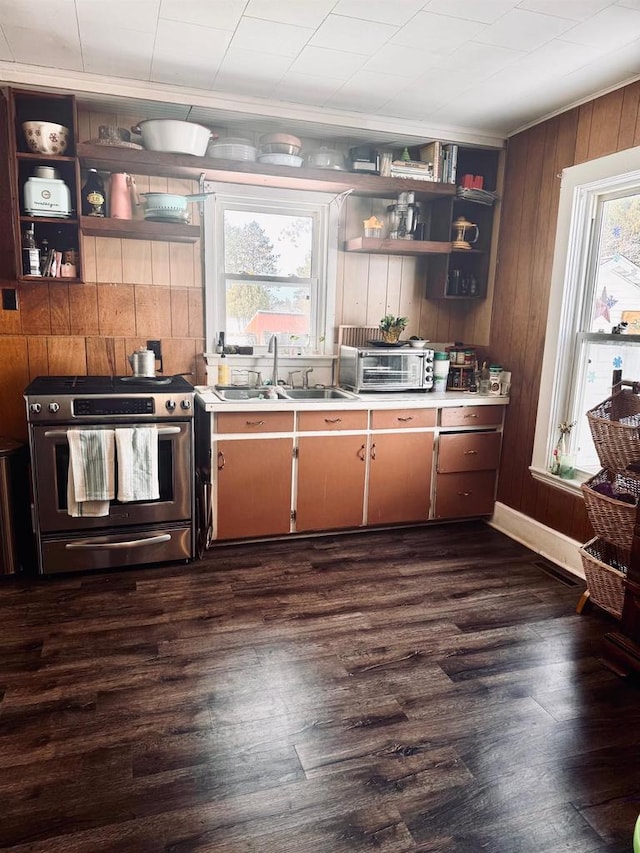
[531,145,640,493]
[202,183,339,354]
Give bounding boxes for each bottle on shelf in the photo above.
[81,168,105,217]
[21,224,41,277]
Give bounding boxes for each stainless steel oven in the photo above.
[24,375,195,575]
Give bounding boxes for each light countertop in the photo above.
[195,386,509,413]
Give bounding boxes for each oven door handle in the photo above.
[44,426,182,439]
[65,534,171,550]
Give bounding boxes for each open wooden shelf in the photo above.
[344,237,452,255]
[77,144,457,200]
[80,216,200,243]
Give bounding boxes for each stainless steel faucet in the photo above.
[302,368,314,389]
[268,334,279,386]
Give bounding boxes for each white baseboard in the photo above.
[488,502,585,579]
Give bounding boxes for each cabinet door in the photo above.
[368,432,434,525]
[216,438,293,540]
[296,435,367,532]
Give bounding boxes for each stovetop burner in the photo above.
[25,375,193,395]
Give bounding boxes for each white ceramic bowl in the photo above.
[133,119,214,156]
[408,339,429,348]
[22,121,69,155]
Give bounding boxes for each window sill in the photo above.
[530,465,588,496]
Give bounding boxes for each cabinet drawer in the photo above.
[434,471,497,518]
[216,411,294,434]
[298,409,368,432]
[438,432,501,473]
[371,408,436,430]
[440,405,504,428]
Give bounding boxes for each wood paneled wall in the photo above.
[490,80,640,542]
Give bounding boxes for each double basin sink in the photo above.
[212,386,359,402]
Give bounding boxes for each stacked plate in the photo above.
[143,208,190,224]
[207,137,257,161]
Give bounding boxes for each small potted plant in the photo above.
[379,314,408,344]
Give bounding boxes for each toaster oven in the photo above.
[339,345,434,392]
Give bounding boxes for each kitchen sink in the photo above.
[211,386,359,402]
[282,388,359,400]
[213,387,289,401]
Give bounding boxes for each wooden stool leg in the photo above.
[576,589,591,614]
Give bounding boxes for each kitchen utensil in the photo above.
[22,121,69,155]
[257,153,303,167]
[34,165,59,179]
[99,125,131,143]
[260,142,302,156]
[259,132,302,153]
[128,347,156,377]
[24,175,72,217]
[132,119,217,156]
[307,147,345,170]
[451,216,479,250]
[109,173,139,220]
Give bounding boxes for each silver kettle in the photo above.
[128,347,156,377]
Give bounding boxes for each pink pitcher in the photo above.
[108,173,138,219]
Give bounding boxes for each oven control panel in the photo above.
[74,397,155,416]
[26,392,195,422]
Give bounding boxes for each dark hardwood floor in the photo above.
[1,521,638,852]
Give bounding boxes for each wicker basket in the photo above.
[579,536,628,619]
[581,469,640,550]
[587,390,640,473]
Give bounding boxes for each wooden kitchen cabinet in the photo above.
[215,438,293,540]
[425,147,500,301]
[5,88,83,283]
[367,407,435,526]
[434,470,498,519]
[296,433,367,532]
[368,431,434,525]
[214,411,294,540]
[434,419,504,519]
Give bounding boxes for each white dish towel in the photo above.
[115,426,160,502]
[67,428,115,517]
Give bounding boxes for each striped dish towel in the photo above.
[115,426,159,502]
[67,429,115,517]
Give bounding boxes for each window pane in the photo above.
[223,210,313,277]
[588,192,640,332]
[573,340,640,473]
[225,279,311,346]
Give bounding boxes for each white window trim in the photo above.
[202,182,340,356]
[531,146,640,494]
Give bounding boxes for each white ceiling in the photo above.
[0,0,639,148]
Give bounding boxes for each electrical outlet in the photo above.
[2,289,18,311]
[147,340,162,360]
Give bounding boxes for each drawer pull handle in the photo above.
[463,449,478,455]
[325,417,342,424]
[371,442,376,460]
[457,490,472,497]
[464,414,479,419]
[245,419,265,426]
[398,416,413,422]
[358,444,366,461]
[217,451,226,470]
